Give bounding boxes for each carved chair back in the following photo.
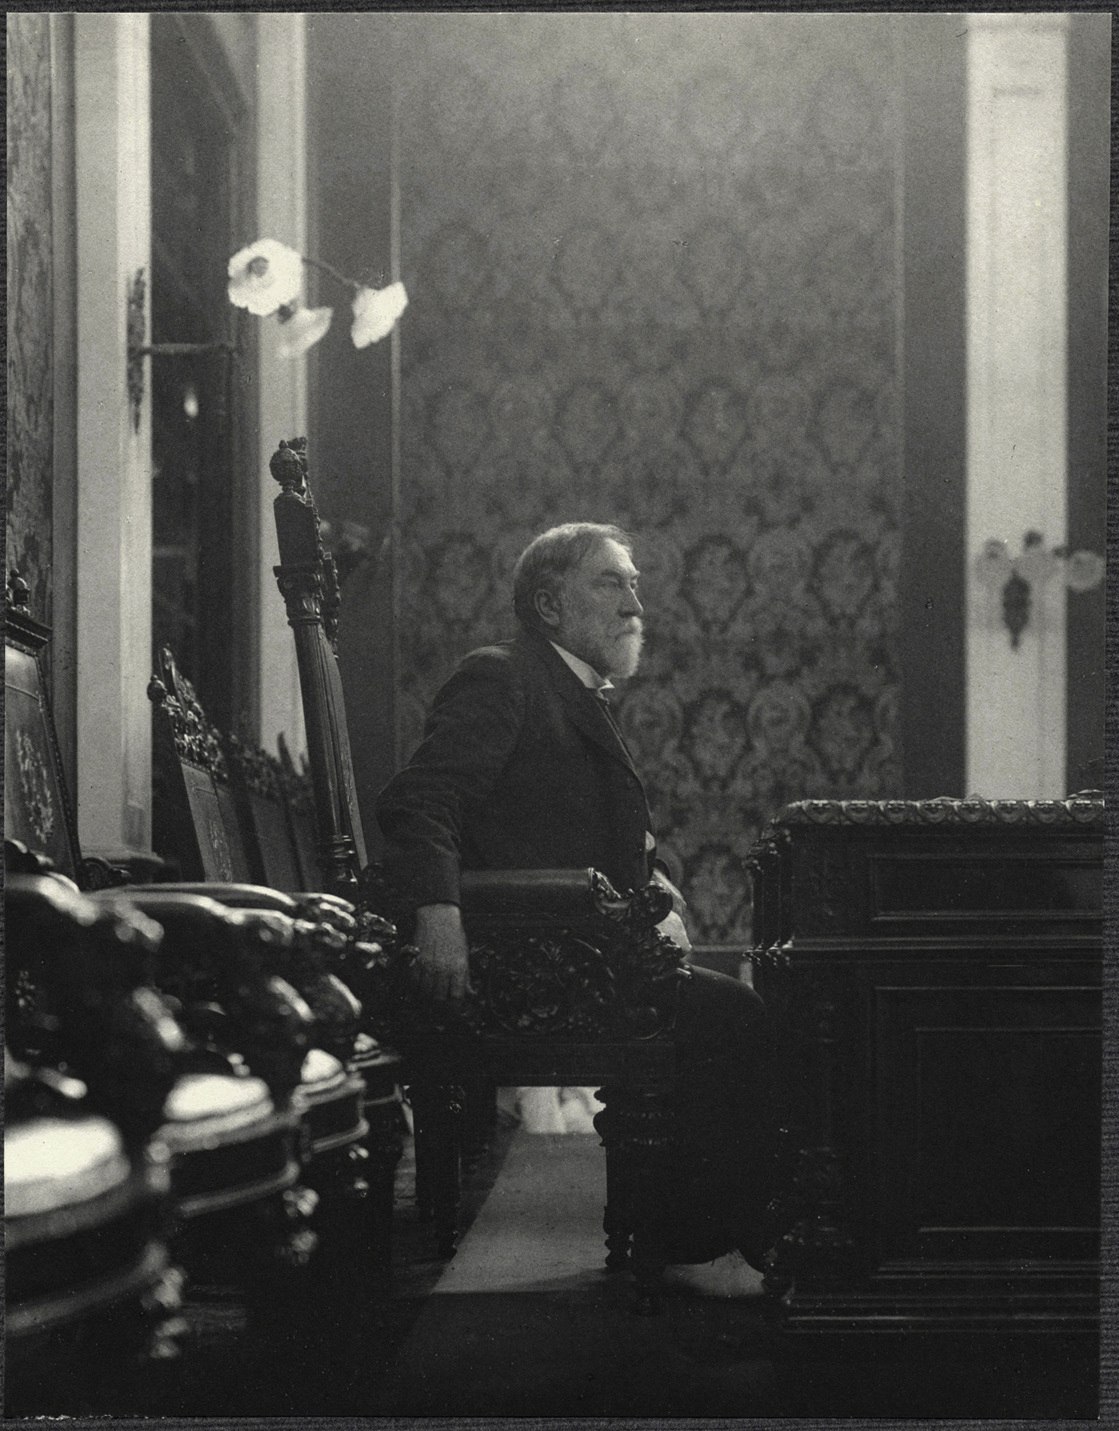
[149,645,254,882]
[277,732,322,891]
[226,731,304,893]
[270,438,366,896]
[144,629,400,1332]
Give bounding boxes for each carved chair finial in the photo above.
[270,437,309,495]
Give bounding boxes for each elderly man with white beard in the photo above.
[376,522,775,1296]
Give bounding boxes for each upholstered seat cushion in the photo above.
[160,1072,277,1149]
[159,1073,300,1219]
[294,1049,367,1156]
[5,1114,131,1219]
[6,1113,170,1340]
[300,1047,347,1092]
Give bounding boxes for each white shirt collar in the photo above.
[549,641,614,694]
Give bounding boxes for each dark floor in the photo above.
[8,1117,1100,1421]
[149,1110,521,1418]
[163,1121,1097,1421]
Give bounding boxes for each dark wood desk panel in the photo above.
[748,797,1103,1340]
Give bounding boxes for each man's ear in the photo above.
[533,585,562,629]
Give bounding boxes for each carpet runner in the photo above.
[372,1129,777,1417]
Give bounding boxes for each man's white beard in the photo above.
[609,628,644,679]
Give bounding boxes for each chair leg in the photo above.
[597,1082,671,1315]
[363,1093,404,1284]
[410,1081,464,1258]
[413,1096,433,1222]
[593,1095,633,1270]
[358,1062,405,1284]
[302,1141,377,1401]
[462,1077,497,1169]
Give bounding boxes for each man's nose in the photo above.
[622,589,643,617]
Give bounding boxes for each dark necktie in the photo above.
[594,687,626,744]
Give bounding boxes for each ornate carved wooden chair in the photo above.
[4,875,188,1416]
[145,644,404,1314]
[4,581,361,1405]
[4,861,321,1338]
[4,585,332,1222]
[269,437,686,1313]
[89,884,390,1393]
[3,591,313,1298]
[4,1047,180,1415]
[226,730,305,892]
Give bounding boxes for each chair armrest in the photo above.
[459,868,604,915]
[359,864,685,1040]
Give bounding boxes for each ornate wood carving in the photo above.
[148,649,256,883]
[228,731,285,801]
[5,873,186,1144]
[359,864,685,1041]
[226,732,305,892]
[762,972,858,1295]
[234,907,364,1064]
[760,794,1104,832]
[150,647,230,779]
[358,864,682,1297]
[109,890,315,1103]
[270,438,367,896]
[593,1080,674,1314]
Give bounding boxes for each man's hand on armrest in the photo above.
[412,903,473,1003]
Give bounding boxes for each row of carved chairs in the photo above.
[148,643,319,893]
[7,573,418,1410]
[7,576,425,1412]
[5,839,406,1415]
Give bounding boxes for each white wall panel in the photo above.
[966,13,1068,797]
[74,12,153,861]
[256,13,309,758]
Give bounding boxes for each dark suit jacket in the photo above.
[375,630,654,907]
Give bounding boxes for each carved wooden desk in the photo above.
[747,796,1103,1347]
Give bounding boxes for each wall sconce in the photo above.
[126,269,241,433]
[975,530,1104,649]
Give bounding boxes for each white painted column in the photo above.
[965,13,1069,798]
[255,12,308,759]
[73,13,154,862]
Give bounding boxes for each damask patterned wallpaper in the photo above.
[6,14,55,625]
[394,12,903,946]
